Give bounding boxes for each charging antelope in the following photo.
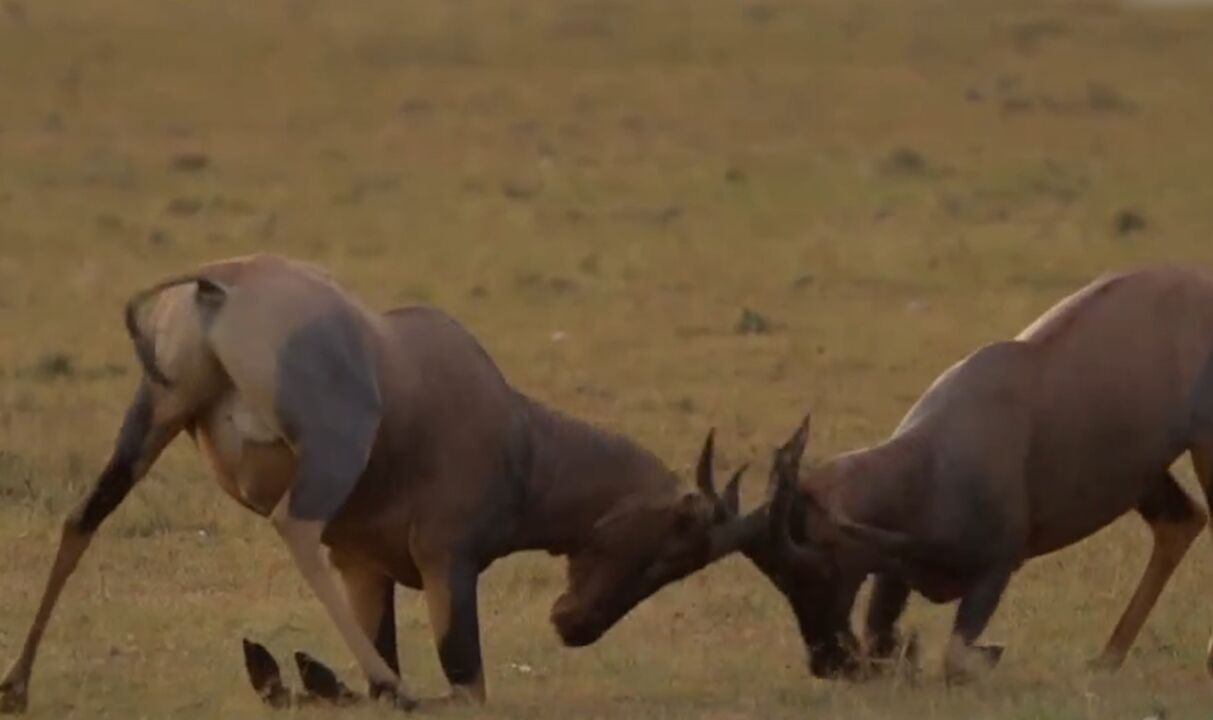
[0,253,763,713]
[763,264,1213,683]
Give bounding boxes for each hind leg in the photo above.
[270,505,412,707]
[264,422,413,709]
[1188,444,1213,677]
[1090,471,1203,671]
[243,556,399,708]
[0,383,186,713]
[330,553,399,679]
[287,554,398,704]
[242,309,416,709]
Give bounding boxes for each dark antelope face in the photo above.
[550,431,764,647]
[761,414,912,679]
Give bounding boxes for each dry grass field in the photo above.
[3,0,1213,717]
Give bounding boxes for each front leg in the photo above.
[944,565,1012,685]
[421,557,486,704]
[864,573,911,660]
[862,574,920,679]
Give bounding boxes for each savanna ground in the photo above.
[3,0,1213,717]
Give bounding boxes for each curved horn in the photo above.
[721,464,746,518]
[768,412,832,572]
[696,428,718,502]
[694,431,765,561]
[700,452,774,563]
[704,464,767,562]
[696,427,747,524]
[767,412,810,499]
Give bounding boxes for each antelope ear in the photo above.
[768,412,811,497]
[803,504,916,573]
[771,486,836,576]
[799,489,839,546]
[836,517,915,559]
[594,494,651,532]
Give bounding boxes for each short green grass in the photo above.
[3,0,1213,717]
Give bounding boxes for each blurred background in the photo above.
[2,1,1213,717]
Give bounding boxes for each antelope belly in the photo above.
[196,393,296,515]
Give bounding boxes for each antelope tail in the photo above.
[123,273,227,387]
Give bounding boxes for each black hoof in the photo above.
[294,651,358,705]
[242,639,291,709]
[0,682,27,715]
[1086,653,1123,673]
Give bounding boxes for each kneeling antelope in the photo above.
[765,265,1213,682]
[0,253,763,713]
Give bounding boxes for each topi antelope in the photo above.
[0,253,765,713]
[763,264,1213,682]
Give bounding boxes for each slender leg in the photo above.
[244,554,400,707]
[268,505,415,710]
[332,553,399,690]
[1188,444,1213,677]
[943,565,1013,685]
[375,584,399,676]
[864,574,912,659]
[281,551,488,709]
[232,314,408,707]
[421,557,485,704]
[0,384,182,714]
[1090,472,1203,671]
